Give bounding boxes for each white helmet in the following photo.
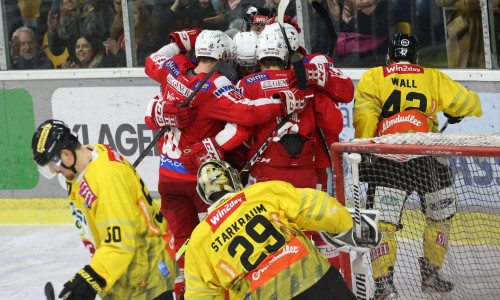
[196,159,243,205]
[195,30,232,60]
[232,31,259,67]
[257,31,288,62]
[262,22,300,52]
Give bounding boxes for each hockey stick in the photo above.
[239,113,294,178]
[45,282,55,300]
[278,0,308,91]
[311,1,338,57]
[133,61,237,168]
[347,153,371,300]
[439,119,449,133]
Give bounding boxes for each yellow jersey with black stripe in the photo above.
[354,63,482,138]
[184,181,353,299]
[66,144,178,300]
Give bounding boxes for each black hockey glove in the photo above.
[59,265,106,300]
[443,112,464,124]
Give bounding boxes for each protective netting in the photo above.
[332,133,500,299]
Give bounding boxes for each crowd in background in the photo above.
[5,0,500,70]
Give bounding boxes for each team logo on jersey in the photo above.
[194,80,212,92]
[104,145,124,163]
[246,237,309,291]
[164,59,181,77]
[383,64,423,76]
[213,84,236,98]
[208,193,247,232]
[244,73,269,85]
[370,242,390,261]
[80,177,97,208]
[261,79,287,89]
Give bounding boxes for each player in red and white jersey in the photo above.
[232,30,342,190]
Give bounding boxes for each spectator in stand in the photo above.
[10,26,54,69]
[109,0,124,41]
[264,0,296,18]
[105,0,163,66]
[155,0,227,40]
[61,34,119,68]
[47,0,115,57]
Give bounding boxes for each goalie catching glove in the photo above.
[59,265,105,300]
[320,208,383,253]
[180,137,224,173]
[273,88,312,116]
[168,28,202,53]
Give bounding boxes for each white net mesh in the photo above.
[333,133,500,299]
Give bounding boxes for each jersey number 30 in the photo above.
[228,215,286,271]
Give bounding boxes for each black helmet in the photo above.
[32,119,78,166]
[387,33,419,64]
[243,6,271,31]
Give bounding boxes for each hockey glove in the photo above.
[320,208,383,253]
[59,265,105,300]
[443,112,464,124]
[180,137,224,173]
[290,63,328,88]
[161,103,196,129]
[273,88,312,116]
[168,28,202,53]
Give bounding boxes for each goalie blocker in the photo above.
[321,208,382,253]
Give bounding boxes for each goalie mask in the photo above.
[196,159,243,205]
[31,119,79,179]
[387,33,419,65]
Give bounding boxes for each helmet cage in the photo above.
[196,159,243,205]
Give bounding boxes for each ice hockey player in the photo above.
[184,159,381,299]
[144,29,312,298]
[231,31,260,78]
[31,119,178,300]
[243,6,273,35]
[354,33,482,299]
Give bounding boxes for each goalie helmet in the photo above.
[387,33,419,65]
[195,30,232,61]
[262,22,300,52]
[31,119,79,178]
[196,159,243,205]
[232,31,259,67]
[257,31,288,62]
[243,6,271,32]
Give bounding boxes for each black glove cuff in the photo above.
[82,265,106,289]
[443,112,464,124]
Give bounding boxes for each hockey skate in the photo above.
[373,267,399,300]
[418,257,454,294]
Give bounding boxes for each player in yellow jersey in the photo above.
[353,33,482,299]
[183,159,382,299]
[31,120,179,300]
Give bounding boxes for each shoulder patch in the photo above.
[163,59,181,78]
[80,177,97,209]
[244,73,269,85]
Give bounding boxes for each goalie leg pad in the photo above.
[370,222,398,280]
[423,218,450,268]
[422,187,457,222]
[373,186,407,225]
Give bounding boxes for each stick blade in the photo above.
[277,0,290,25]
[45,282,55,300]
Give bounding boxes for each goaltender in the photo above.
[183,159,382,299]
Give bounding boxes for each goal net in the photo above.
[330,132,500,299]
